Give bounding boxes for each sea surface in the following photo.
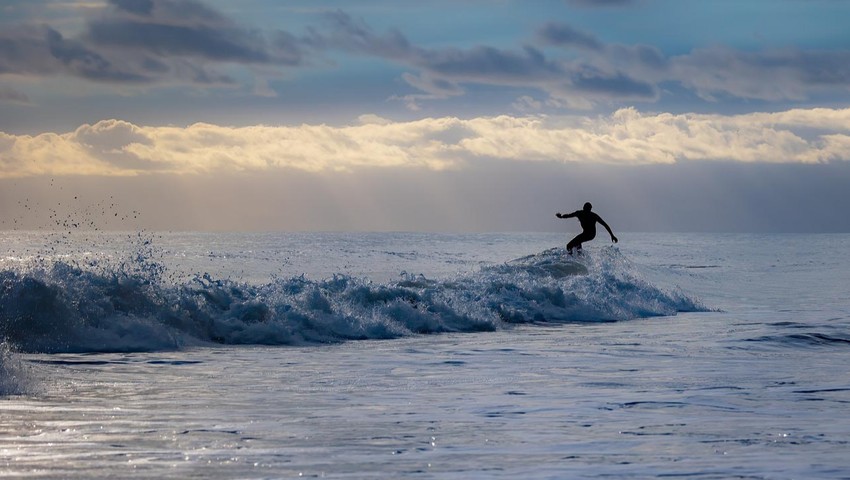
[1,231,849,479]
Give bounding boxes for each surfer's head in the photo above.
[583,202,592,211]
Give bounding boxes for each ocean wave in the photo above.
[0,246,706,354]
[745,332,850,348]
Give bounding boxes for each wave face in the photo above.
[0,247,706,353]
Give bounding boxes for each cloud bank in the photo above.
[1,2,848,110]
[1,107,849,178]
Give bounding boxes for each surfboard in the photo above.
[506,248,588,278]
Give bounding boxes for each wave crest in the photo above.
[0,246,706,353]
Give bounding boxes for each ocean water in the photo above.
[1,231,849,479]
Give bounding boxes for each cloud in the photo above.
[46,26,152,83]
[536,21,850,106]
[570,68,657,98]
[310,13,850,108]
[537,22,603,51]
[2,107,849,178]
[357,114,392,125]
[312,11,655,108]
[305,10,412,60]
[394,72,465,110]
[2,4,848,109]
[670,47,850,101]
[512,95,543,112]
[85,0,274,64]
[0,0,307,89]
[0,85,30,104]
[310,10,560,83]
[73,119,159,170]
[0,25,77,77]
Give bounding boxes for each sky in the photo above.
[2,0,850,232]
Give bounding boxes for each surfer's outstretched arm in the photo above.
[556,211,577,219]
[598,218,618,243]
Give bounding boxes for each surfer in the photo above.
[556,202,618,255]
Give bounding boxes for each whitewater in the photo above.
[2,231,849,479]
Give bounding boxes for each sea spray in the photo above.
[0,341,37,396]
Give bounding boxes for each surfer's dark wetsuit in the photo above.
[556,202,618,254]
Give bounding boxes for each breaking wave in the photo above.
[1,246,706,354]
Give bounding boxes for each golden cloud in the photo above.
[1,107,849,178]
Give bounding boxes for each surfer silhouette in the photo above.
[556,202,618,255]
